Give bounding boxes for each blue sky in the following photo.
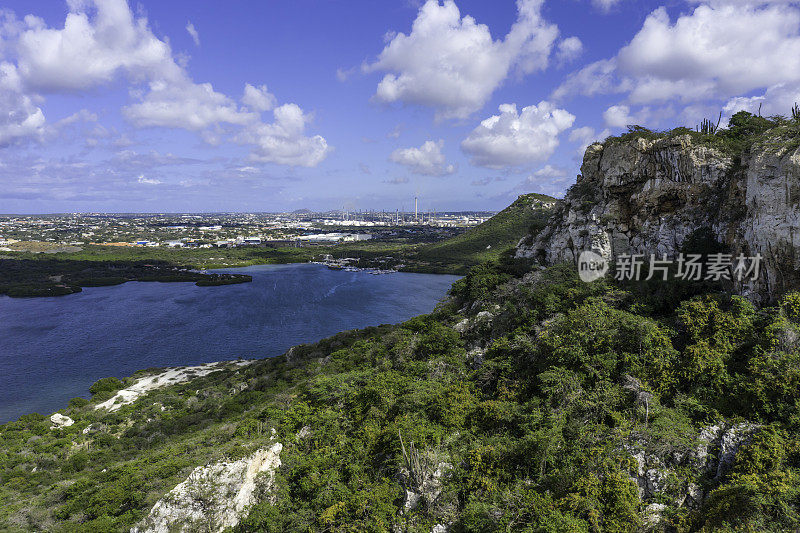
[1,0,798,213]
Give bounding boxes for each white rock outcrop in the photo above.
[453,318,470,334]
[714,422,760,480]
[96,360,253,412]
[401,461,452,512]
[82,423,105,434]
[49,413,74,429]
[624,421,762,527]
[132,442,282,533]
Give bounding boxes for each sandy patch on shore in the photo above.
[95,360,254,412]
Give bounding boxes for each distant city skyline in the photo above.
[1,0,798,213]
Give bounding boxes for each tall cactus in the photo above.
[697,111,722,134]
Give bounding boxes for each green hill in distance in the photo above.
[313,192,558,275]
[412,193,556,272]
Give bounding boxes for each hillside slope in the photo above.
[320,193,556,275]
[410,193,555,273]
[3,259,800,531]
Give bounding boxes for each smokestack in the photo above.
[414,196,418,223]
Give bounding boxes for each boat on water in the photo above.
[322,261,397,274]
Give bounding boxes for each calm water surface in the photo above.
[0,263,459,423]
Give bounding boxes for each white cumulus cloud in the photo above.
[237,104,331,167]
[569,125,611,157]
[551,58,624,102]
[241,83,276,112]
[15,0,182,92]
[461,101,575,169]
[553,2,800,123]
[365,0,560,119]
[186,21,200,47]
[602,104,651,128]
[124,78,256,130]
[0,62,45,146]
[723,82,800,118]
[0,0,331,166]
[617,4,800,103]
[389,139,455,176]
[556,36,583,64]
[513,164,574,197]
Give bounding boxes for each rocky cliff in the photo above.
[517,129,800,303]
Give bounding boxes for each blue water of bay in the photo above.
[0,263,459,423]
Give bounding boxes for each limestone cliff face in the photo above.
[516,134,800,303]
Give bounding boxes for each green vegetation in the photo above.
[2,248,800,530]
[0,257,251,298]
[5,243,322,270]
[411,194,554,273]
[324,194,554,275]
[6,140,800,529]
[606,108,800,155]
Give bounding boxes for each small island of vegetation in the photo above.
[0,258,251,298]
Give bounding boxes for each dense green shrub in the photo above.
[450,262,511,302]
[67,397,89,408]
[89,377,124,396]
[781,291,800,324]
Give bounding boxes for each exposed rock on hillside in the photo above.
[49,413,73,429]
[96,360,254,412]
[132,442,282,533]
[625,421,761,520]
[517,133,800,303]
